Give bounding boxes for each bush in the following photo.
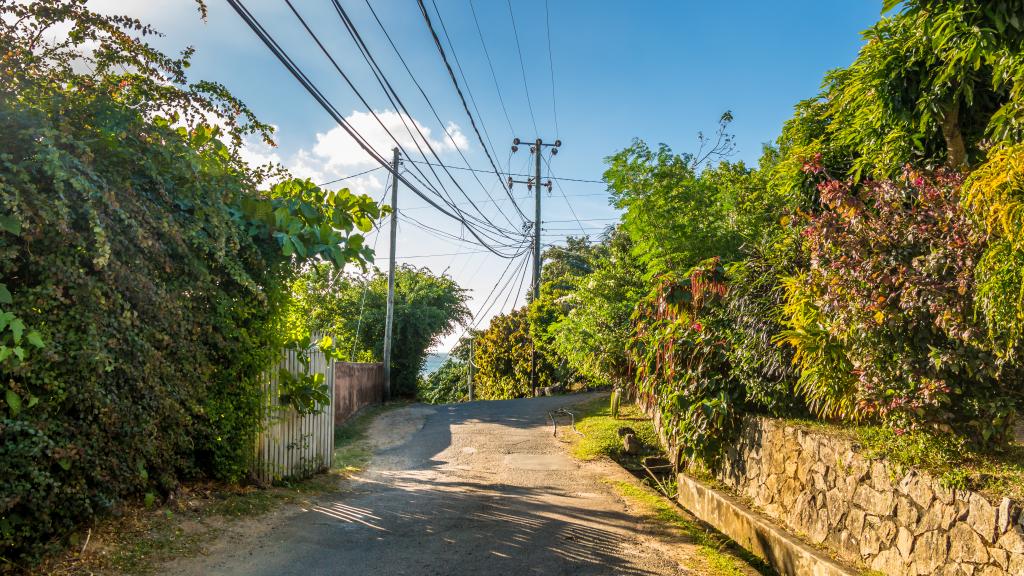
[629,259,744,466]
[290,264,470,397]
[788,168,1020,443]
[473,308,540,399]
[0,2,379,566]
[723,233,803,414]
[551,228,645,388]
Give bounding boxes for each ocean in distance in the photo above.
[421,352,449,376]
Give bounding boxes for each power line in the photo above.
[405,159,605,184]
[506,0,540,135]
[545,218,618,223]
[287,0,523,243]
[334,1,525,237]
[509,241,532,310]
[416,0,512,212]
[428,0,501,176]
[402,204,527,252]
[451,245,531,345]
[400,250,493,258]
[466,250,530,332]
[494,248,530,318]
[469,0,515,138]
[317,165,384,187]
[543,152,586,235]
[361,0,528,223]
[226,0,524,259]
[350,187,392,360]
[544,0,560,138]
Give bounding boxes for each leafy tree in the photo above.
[419,360,467,404]
[551,228,645,387]
[291,264,469,397]
[473,307,552,399]
[0,1,380,565]
[803,0,1024,177]
[604,140,740,275]
[629,259,741,467]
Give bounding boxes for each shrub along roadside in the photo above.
[36,404,399,576]
[0,2,381,568]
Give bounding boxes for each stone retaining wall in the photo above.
[716,417,1024,575]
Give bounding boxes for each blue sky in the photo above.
[90,0,883,350]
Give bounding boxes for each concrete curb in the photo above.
[676,473,857,576]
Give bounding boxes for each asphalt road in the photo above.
[167,394,708,576]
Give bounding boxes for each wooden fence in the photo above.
[253,341,335,483]
[334,361,385,425]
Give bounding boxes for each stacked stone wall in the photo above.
[716,417,1024,575]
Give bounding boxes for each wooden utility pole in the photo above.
[531,139,542,397]
[466,338,474,402]
[383,147,400,401]
[509,138,560,396]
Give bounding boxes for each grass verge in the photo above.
[567,395,774,576]
[570,396,659,461]
[37,401,402,575]
[334,401,404,472]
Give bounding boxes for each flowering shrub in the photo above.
[629,259,743,466]
[793,168,1019,443]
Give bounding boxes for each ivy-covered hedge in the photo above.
[0,2,379,567]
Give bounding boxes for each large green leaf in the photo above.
[6,389,21,416]
[0,214,21,235]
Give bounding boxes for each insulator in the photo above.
[511,145,518,153]
[513,137,521,146]
[551,148,558,155]
[554,139,562,147]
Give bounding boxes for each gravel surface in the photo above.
[165,394,707,575]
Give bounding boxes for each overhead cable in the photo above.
[226,0,524,258]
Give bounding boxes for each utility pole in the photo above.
[509,137,560,396]
[383,147,400,401]
[466,338,474,402]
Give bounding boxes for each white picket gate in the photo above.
[253,339,334,483]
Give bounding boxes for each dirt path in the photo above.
[163,394,741,575]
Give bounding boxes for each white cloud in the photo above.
[239,109,469,198]
[308,109,468,172]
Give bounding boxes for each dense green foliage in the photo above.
[616,0,1024,469]
[458,0,1024,472]
[469,236,631,400]
[472,307,536,399]
[790,168,1020,443]
[290,264,470,397]
[0,2,380,567]
[551,229,645,387]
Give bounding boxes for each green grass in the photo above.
[568,396,773,576]
[856,426,1024,499]
[571,396,659,461]
[612,479,770,575]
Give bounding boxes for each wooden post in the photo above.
[383,147,399,401]
[467,338,474,401]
